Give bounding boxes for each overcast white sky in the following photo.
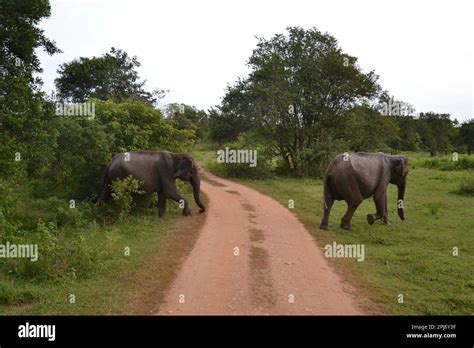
[37,0,473,122]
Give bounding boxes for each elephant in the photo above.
[319,152,408,231]
[97,150,206,217]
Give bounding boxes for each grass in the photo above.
[401,151,474,171]
[0,189,207,315]
[196,149,474,315]
[457,177,474,196]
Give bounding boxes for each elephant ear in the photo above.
[185,154,195,166]
[174,154,194,175]
[184,154,197,172]
[397,157,409,177]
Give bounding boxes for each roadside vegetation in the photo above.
[1,1,472,314]
[0,1,203,314]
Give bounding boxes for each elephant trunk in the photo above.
[191,172,206,213]
[397,183,406,220]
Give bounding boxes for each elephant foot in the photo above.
[367,214,376,225]
[319,224,329,231]
[340,222,352,231]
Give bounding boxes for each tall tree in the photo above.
[164,103,208,140]
[417,112,454,156]
[207,105,254,144]
[0,0,61,178]
[459,119,474,155]
[55,47,161,104]
[339,105,399,152]
[221,27,382,172]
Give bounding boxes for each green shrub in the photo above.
[295,138,348,177]
[111,176,145,220]
[0,179,19,238]
[457,177,474,196]
[0,279,40,305]
[1,218,100,281]
[421,156,474,171]
[13,196,90,231]
[210,135,273,179]
[52,233,100,279]
[6,219,58,280]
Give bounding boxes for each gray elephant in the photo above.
[319,152,408,231]
[97,151,206,217]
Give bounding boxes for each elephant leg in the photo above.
[166,184,191,216]
[319,196,334,230]
[367,191,385,225]
[96,168,111,205]
[340,199,362,231]
[158,193,167,218]
[382,193,389,224]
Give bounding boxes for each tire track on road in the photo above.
[157,170,364,315]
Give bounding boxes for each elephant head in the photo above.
[173,154,195,181]
[174,154,206,213]
[390,156,409,220]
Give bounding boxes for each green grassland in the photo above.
[0,186,206,315]
[196,149,474,314]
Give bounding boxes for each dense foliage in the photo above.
[204,27,472,176]
[55,47,164,104]
[0,1,197,285]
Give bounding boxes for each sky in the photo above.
[37,0,473,122]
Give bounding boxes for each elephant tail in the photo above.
[323,174,332,209]
[96,164,111,204]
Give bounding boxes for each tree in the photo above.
[94,99,195,155]
[220,27,382,173]
[459,119,474,155]
[392,116,420,151]
[339,105,399,153]
[42,98,196,200]
[207,106,253,143]
[55,48,161,104]
[164,103,208,140]
[0,0,61,179]
[417,112,454,156]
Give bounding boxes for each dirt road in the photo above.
[158,171,363,315]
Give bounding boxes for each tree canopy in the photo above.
[55,47,161,104]
[217,27,384,173]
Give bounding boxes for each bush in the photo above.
[457,177,474,196]
[94,98,195,154]
[0,279,40,305]
[421,156,474,171]
[111,176,145,220]
[13,195,90,231]
[1,218,100,281]
[0,178,100,280]
[295,138,348,177]
[4,219,58,280]
[210,136,273,179]
[0,179,19,238]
